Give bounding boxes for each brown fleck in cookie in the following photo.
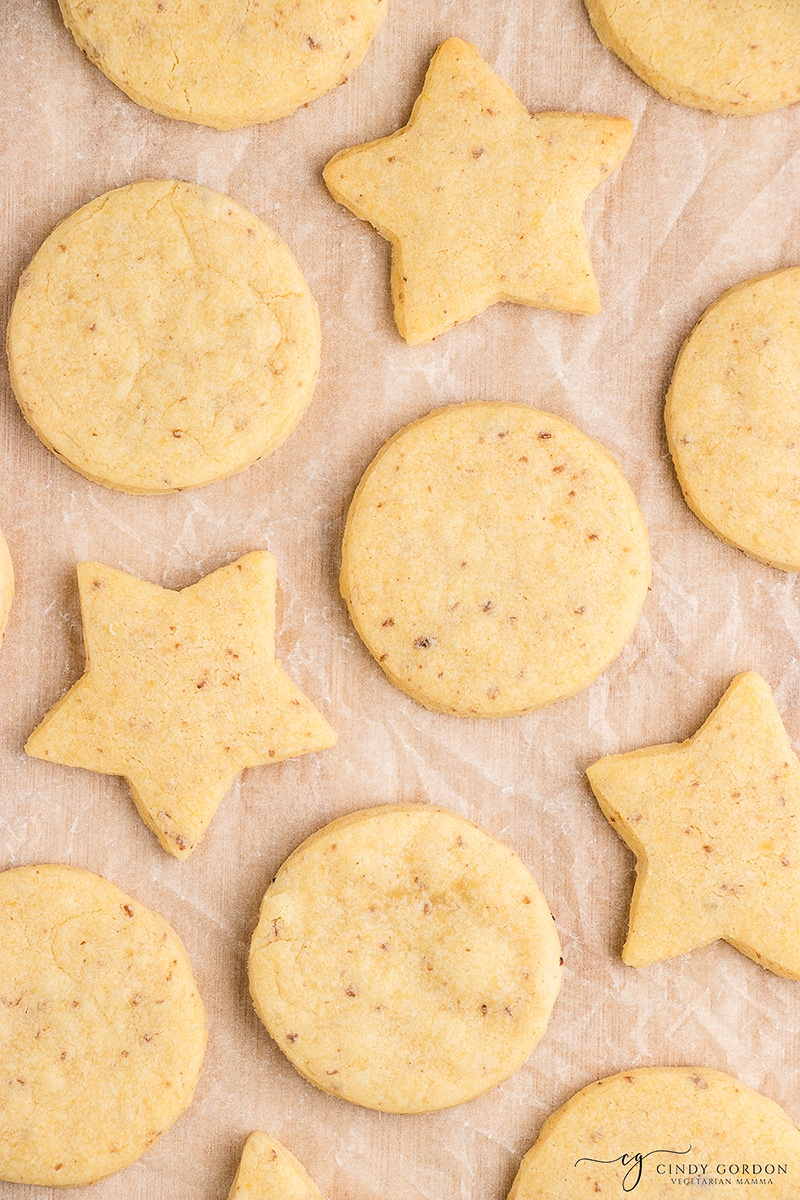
[8,180,320,493]
[0,864,206,1187]
[341,402,650,717]
[249,804,562,1113]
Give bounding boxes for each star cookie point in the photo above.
[324,38,633,343]
[587,672,800,978]
[26,552,336,859]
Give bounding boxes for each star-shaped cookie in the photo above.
[323,37,633,344]
[227,1133,323,1200]
[26,553,336,859]
[586,672,800,979]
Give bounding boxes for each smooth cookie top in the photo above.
[0,864,206,1187]
[324,38,632,343]
[8,180,320,493]
[584,0,800,114]
[249,804,562,1113]
[508,1067,800,1199]
[666,268,800,571]
[341,402,650,717]
[57,0,388,129]
[587,672,800,980]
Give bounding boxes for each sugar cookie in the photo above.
[0,864,206,1187]
[57,0,387,130]
[227,1133,324,1200]
[666,268,800,571]
[341,402,650,717]
[8,180,320,493]
[25,552,336,859]
[583,0,800,115]
[587,672,800,979]
[508,1067,800,1199]
[249,804,562,1113]
[323,38,632,344]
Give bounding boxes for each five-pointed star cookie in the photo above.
[26,552,336,859]
[587,672,800,979]
[323,37,633,344]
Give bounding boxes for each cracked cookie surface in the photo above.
[0,864,206,1187]
[57,0,388,129]
[249,804,562,1113]
[7,180,320,493]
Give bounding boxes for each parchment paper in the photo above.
[1,2,799,1197]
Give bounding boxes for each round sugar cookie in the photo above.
[666,269,800,571]
[249,805,562,1113]
[508,1067,800,1199]
[57,0,387,130]
[583,0,800,115]
[0,528,13,643]
[7,180,320,494]
[0,864,206,1187]
[340,402,650,717]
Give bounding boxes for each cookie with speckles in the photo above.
[340,402,650,717]
[666,268,800,571]
[0,864,206,1187]
[249,804,562,1113]
[508,1067,800,1199]
[7,180,320,493]
[583,0,800,114]
[57,0,388,129]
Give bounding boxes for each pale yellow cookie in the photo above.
[666,269,800,572]
[508,1067,800,1199]
[341,402,650,717]
[323,38,633,344]
[587,672,800,978]
[57,0,387,130]
[0,526,13,645]
[25,552,336,859]
[227,1134,324,1200]
[249,804,562,1113]
[7,180,320,493]
[0,864,206,1188]
[584,0,800,115]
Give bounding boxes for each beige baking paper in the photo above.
[1,2,799,1198]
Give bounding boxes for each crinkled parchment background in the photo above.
[1,2,799,1198]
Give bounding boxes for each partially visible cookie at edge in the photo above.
[57,0,388,130]
[666,268,800,571]
[0,526,13,645]
[249,804,562,1113]
[508,1067,800,1199]
[0,864,206,1187]
[227,1133,325,1200]
[583,0,800,114]
[7,180,320,493]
